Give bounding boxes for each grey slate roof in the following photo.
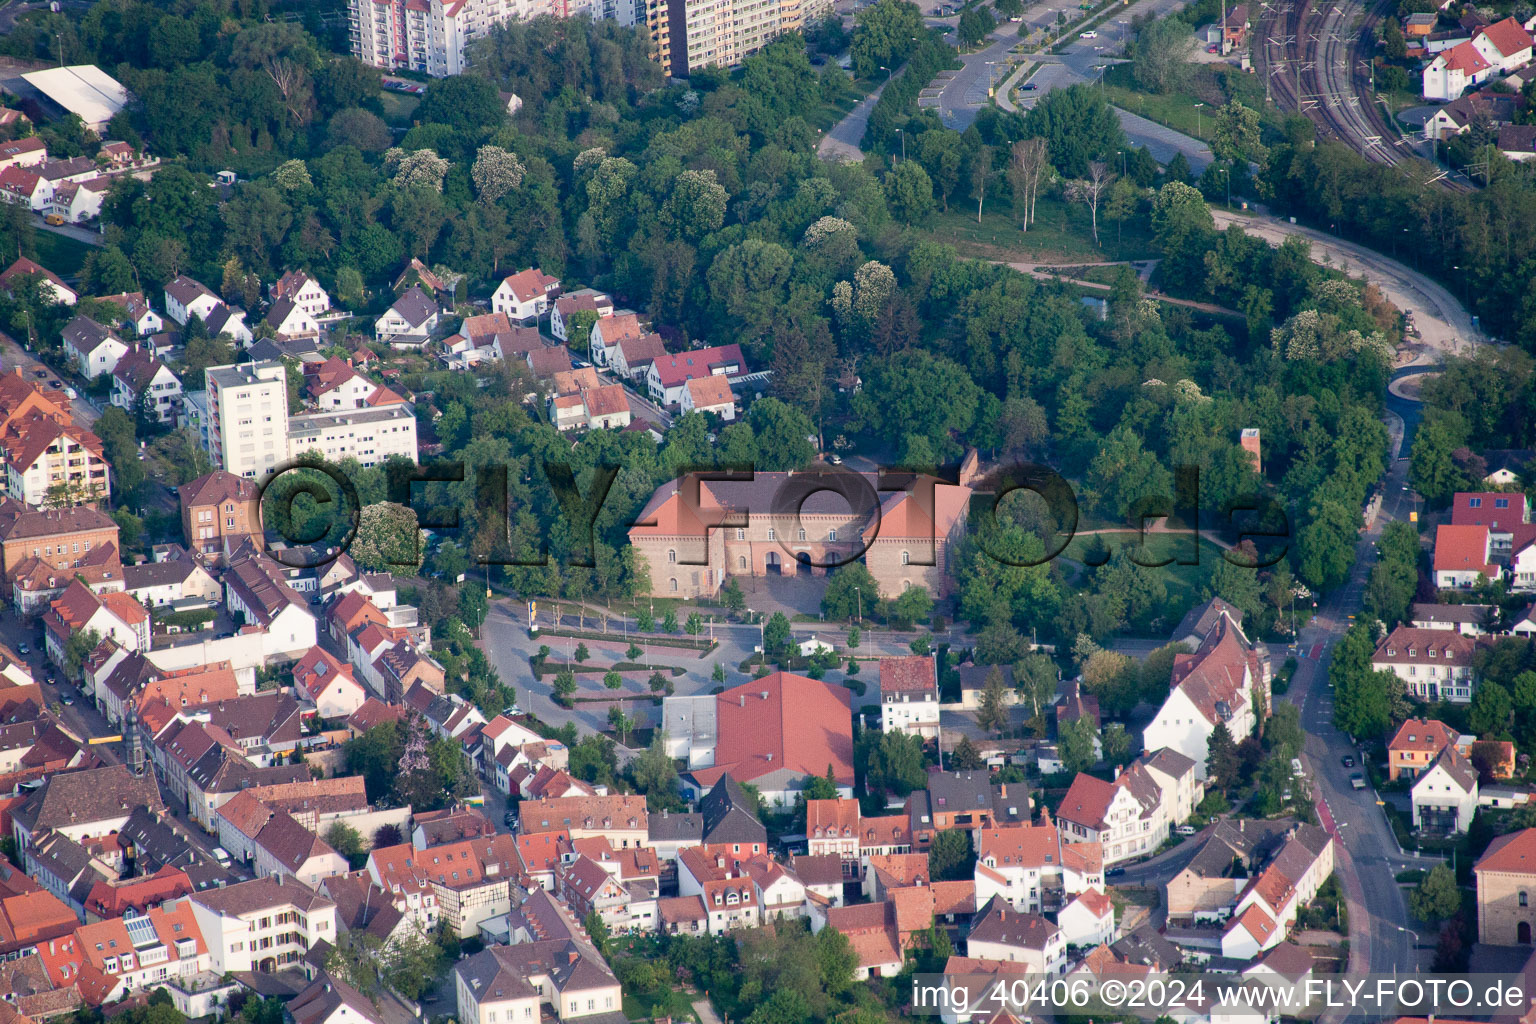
[699,773,766,845]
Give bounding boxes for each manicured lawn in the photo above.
[926,194,1158,264]
[1101,63,1276,140]
[34,231,93,278]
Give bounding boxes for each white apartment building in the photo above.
[188,876,337,975]
[350,0,546,77]
[287,404,418,469]
[878,655,940,740]
[205,361,290,480]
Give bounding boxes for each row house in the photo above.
[907,770,1033,850]
[479,712,569,794]
[154,717,309,830]
[223,552,319,660]
[321,870,436,949]
[1222,824,1335,958]
[549,290,614,342]
[35,900,210,1003]
[645,344,749,407]
[520,794,649,849]
[44,579,148,669]
[0,371,111,508]
[178,470,261,564]
[1162,818,1309,923]
[972,817,1104,912]
[558,842,662,933]
[584,311,650,365]
[11,763,165,851]
[879,654,940,739]
[188,875,336,974]
[292,646,367,721]
[367,834,521,937]
[0,500,122,612]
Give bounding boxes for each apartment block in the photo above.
[205,362,290,480]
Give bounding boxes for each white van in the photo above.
[1291,758,1305,778]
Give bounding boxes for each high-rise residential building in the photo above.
[644,0,808,76]
[206,362,290,481]
[350,0,542,77]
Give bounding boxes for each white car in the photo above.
[1080,29,1097,37]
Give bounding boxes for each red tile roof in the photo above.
[693,673,853,789]
[879,655,937,694]
[1442,39,1493,74]
[649,345,747,388]
[1476,827,1536,875]
[1452,492,1529,531]
[1057,773,1117,831]
[1435,523,1496,576]
[1388,718,1459,756]
[1476,16,1533,57]
[1372,626,1478,667]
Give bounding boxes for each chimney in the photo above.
[1240,428,1262,476]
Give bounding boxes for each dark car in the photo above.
[1341,755,1355,768]
[1020,82,1038,90]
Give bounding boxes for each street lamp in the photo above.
[854,585,862,623]
[1218,164,1230,209]
[895,127,906,162]
[1193,101,1205,138]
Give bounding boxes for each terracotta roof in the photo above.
[685,374,735,409]
[217,789,274,839]
[526,346,571,377]
[347,698,403,732]
[693,673,854,790]
[862,813,910,847]
[977,824,1062,869]
[1477,828,1536,874]
[519,794,648,835]
[1373,626,1478,667]
[1068,887,1114,918]
[1057,773,1117,831]
[1388,717,1459,755]
[789,852,844,886]
[497,268,559,304]
[1435,524,1496,576]
[880,654,937,694]
[1166,613,1254,726]
[179,469,259,508]
[650,345,747,388]
[582,383,629,419]
[1476,16,1533,57]
[807,797,859,838]
[0,257,70,295]
[1439,39,1491,73]
[1228,902,1277,943]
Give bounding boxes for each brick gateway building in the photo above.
[627,464,975,600]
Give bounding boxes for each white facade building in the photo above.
[205,361,290,480]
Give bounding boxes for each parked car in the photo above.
[1175,825,1197,836]
[1341,755,1355,768]
[17,643,29,655]
[1080,29,1097,37]
[1021,82,1038,90]
[43,213,64,226]
[1350,773,1366,790]
[1207,43,1219,53]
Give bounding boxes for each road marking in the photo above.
[1309,643,1324,659]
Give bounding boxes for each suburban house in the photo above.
[1142,608,1266,777]
[662,672,854,805]
[1,256,76,305]
[878,654,940,739]
[1059,888,1117,947]
[1423,40,1495,99]
[265,299,321,340]
[110,346,182,425]
[491,268,560,323]
[163,276,223,325]
[680,375,737,420]
[374,286,439,346]
[549,290,613,341]
[1422,91,1519,140]
[1410,602,1496,634]
[61,315,128,378]
[1435,524,1498,587]
[269,271,332,318]
[453,933,620,1023]
[1388,718,1463,780]
[1056,765,1168,868]
[1371,626,1479,703]
[906,771,1036,850]
[1471,16,1535,72]
[1411,745,1479,834]
[1475,827,1536,943]
[0,166,53,211]
[966,895,1068,973]
[548,381,631,432]
[610,332,671,381]
[94,292,163,337]
[1453,492,1530,558]
[587,313,647,368]
[646,345,750,407]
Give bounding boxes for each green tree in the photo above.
[1059,716,1099,774]
[1132,16,1194,93]
[1470,681,1513,737]
[1409,863,1462,924]
[863,730,928,795]
[1102,722,1133,766]
[1212,101,1265,163]
[1331,621,1396,739]
[764,611,792,659]
[928,828,973,880]
[951,735,985,769]
[977,666,1012,733]
[64,627,102,681]
[884,160,936,223]
[631,731,680,808]
[324,821,366,867]
[1022,84,1126,177]
[824,562,880,621]
[1206,721,1239,791]
[958,6,996,46]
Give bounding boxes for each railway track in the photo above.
[1256,0,1475,189]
